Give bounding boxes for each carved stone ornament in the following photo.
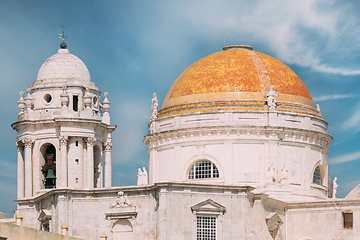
[24,88,34,110]
[23,138,34,148]
[84,88,92,108]
[102,92,110,113]
[104,142,113,151]
[110,191,132,208]
[59,136,68,145]
[17,91,25,114]
[60,86,69,107]
[86,137,96,147]
[16,141,23,152]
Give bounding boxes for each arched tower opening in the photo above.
[40,144,56,189]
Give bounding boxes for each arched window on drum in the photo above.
[188,160,219,179]
[312,166,322,185]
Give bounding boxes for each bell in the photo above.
[46,168,56,179]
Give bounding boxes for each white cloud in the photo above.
[183,0,360,75]
[313,94,357,102]
[343,102,360,129]
[329,151,360,164]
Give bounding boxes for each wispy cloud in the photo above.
[343,102,360,129]
[313,94,357,102]
[329,151,360,164]
[184,0,360,75]
[0,159,16,180]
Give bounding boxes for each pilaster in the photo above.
[59,136,68,188]
[16,141,24,199]
[23,138,33,198]
[104,141,113,188]
[86,137,96,189]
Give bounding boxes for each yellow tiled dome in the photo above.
[160,46,318,118]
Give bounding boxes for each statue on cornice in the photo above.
[151,93,158,121]
[331,177,339,198]
[264,86,279,111]
[137,167,148,186]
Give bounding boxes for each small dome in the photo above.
[36,49,91,84]
[160,46,319,118]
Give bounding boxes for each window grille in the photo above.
[197,216,216,240]
[188,160,219,179]
[312,166,322,185]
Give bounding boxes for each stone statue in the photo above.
[267,163,276,184]
[264,86,279,111]
[151,93,158,121]
[142,167,148,184]
[279,165,289,185]
[316,104,321,113]
[110,191,131,207]
[332,177,339,198]
[137,167,148,185]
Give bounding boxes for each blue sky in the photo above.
[1,0,360,215]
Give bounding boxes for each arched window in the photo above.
[188,160,219,179]
[312,166,322,185]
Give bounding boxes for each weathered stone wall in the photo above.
[0,222,81,240]
[287,200,360,240]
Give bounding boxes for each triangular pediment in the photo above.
[191,199,226,214]
[38,209,51,221]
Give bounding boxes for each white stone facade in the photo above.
[12,45,360,240]
[145,108,332,202]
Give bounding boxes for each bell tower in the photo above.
[12,42,116,199]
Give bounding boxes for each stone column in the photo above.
[86,137,96,189]
[59,136,68,188]
[24,138,33,198]
[16,142,24,199]
[104,142,113,187]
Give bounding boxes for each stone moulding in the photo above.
[191,199,226,215]
[144,127,333,150]
[105,212,137,220]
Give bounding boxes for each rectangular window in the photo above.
[197,216,216,240]
[343,212,353,229]
[73,95,78,112]
[75,141,78,146]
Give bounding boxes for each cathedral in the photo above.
[7,41,360,240]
